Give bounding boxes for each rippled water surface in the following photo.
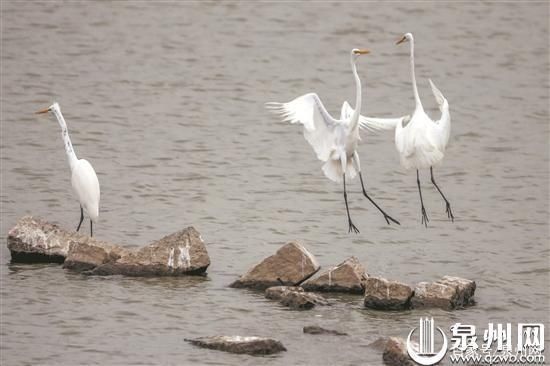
[1,2,549,365]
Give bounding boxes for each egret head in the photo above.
[35,102,60,115]
[351,48,370,59]
[396,33,413,45]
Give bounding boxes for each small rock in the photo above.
[185,335,286,355]
[382,337,415,366]
[91,227,210,276]
[230,241,320,290]
[302,256,366,294]
[364,276,414,310]
[303,325,348,336]
[265,286,328,310]
[63,241,129,272]
[411,276,476,310]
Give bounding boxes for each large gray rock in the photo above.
[303,325,348,336]
[230,241,320,290]
[382,337,416,366]
[7,216,126,267]
[185,336,286,355]
[411,276,476,310]
[302,256,366,294]
[8,216,73,263]
[265,286,328,310]
[91,227,210,276]
[364,276,414,310]
[6,216,210,277]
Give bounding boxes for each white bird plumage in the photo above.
[359,33,454,226]
[36,102,100,236]
[267,48,399,233]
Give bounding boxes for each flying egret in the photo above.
[266,48,400,234]
[359,33,453,227]
[36,102,100,236]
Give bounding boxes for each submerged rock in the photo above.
[303,325,348,336]
[91,227,210,276]
[411,276,476,310]
[363,276,414,310]
[382,337,415,366]
[185,335,286,355]
[230,241,320,290]
[302,256,366,294]
[265,286,328,310]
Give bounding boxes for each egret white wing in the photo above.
[358,115,409,132]
[429,79,451,150]
[266,93,343,162]
[71,159,100,222]
[340,100,353,120]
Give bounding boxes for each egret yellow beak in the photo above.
[353,49,370,55]
[35,107,50,114]
[396,36,407,45]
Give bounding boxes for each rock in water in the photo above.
[185,336,286,355]
[411,276,476,310]
[265,286,328,310]
[363,276,414,310]
[63,241,129,272]
[303,325,348,336]
[91,227,210,276]
[7,216,123,265]
[382,337,415,366]
[230,241,320,290]
[302,256,366,294]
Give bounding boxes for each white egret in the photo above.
[266,49,400,234]
[359,33,453,227]
[36,102,100,236]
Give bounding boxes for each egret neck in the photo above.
[409,37,424,112]
[349,54,362,133]
[51,106,78,171]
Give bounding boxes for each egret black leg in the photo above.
[343,174,360,234]
[358,172,400,225]
[417,170,429,227]
[90,220,93,237]
[430,167,454,222]
[76,206,84,232]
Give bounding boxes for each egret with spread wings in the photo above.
[267,49,400,233]
[359,33,453,227]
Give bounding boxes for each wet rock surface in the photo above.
[185,335,286,355]
[411,276,476,310]
[91,227,210,276]
[303,325,348,336]
[63,241,129,272]
[302,256,366,294]
[382,337,415,366]
[364,276,414,310]
[230,241,320,290]
[265,286,328,310]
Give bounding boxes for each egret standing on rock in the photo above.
[267,49,400,234]
[36,102,100,236]
[360,33,453,227]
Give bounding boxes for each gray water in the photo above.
[1,2,549,365]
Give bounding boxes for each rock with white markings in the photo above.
[302,256,366,294]
[63,241,129,272]
[230,241,320,290]
[185,335,286,355]
[411,276,476,310]
[91,227,210,276]
[265,286,328,310]
[364,276,414,310]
